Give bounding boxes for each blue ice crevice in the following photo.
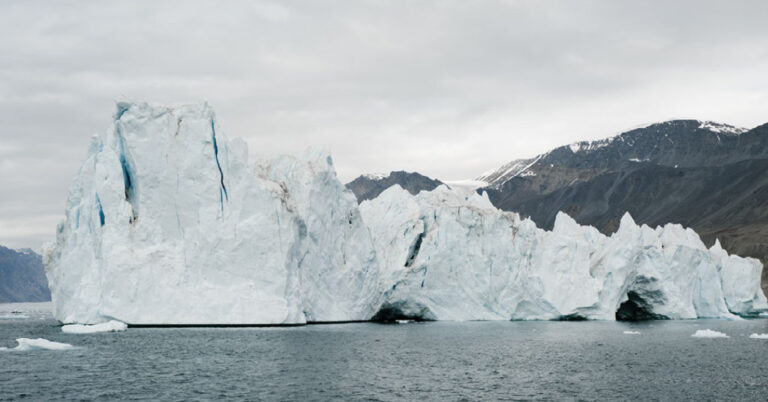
[210,119,229,212]
[115,106,139,223]
[95,194,105,227]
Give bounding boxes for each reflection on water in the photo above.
[2,302,768,400]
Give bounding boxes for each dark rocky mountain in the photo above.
[0,245,50,303]
[346,171,443,203]
[477,120,768,292]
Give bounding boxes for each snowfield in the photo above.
[44,102,768,325]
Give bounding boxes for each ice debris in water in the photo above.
[623,330,641,335]
[1,338,74,351]
[749,333,768,339]
[691,329,729,338]
[62,320,127,334]
[0,313,29,320]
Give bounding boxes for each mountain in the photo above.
[477,120,768,291]
[0,245,50,303]
[345,171,443,203]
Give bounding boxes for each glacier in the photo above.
[44,101,767,325]
[44,102,381,325]
[361,185,767,321]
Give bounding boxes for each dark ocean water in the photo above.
[2,303,768,401]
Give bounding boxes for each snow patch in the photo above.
[362,172,388,181]
[62,320,127,334]
[569,137,614,153]
[691,329,729,338]
[698,121,748,135]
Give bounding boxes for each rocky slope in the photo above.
[346,171,442,203]
[0,245,50,303]
[477,120,768,291]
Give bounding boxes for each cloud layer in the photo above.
[1,0,767,248]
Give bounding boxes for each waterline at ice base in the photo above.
[44,102,767,325]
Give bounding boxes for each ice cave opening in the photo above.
[615,291,669,321]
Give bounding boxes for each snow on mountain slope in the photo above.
[477,120,753,189]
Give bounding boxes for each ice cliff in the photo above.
[44,102,380,325]
[361,185,767,321]
[44,102,767,325]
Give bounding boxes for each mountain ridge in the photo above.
[476,119,768,291]
[0,245,50,303]
[345,171,443,203]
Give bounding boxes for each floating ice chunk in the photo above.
[749,333,768,339]
[62,320,127,334]
[396,319,413,324]
[0,314,29,320]
[691,329,729,338]
[1,338,74,351]
[623,330,641,335]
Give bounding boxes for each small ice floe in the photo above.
[1,338,74,351]
[396,319,413,324]
[691,329,729,338]
[0,313,29,320]
[61,320,127,334]
[749,333,768,339]
[623,330,641,335]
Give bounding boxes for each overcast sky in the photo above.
[1,0,767,249]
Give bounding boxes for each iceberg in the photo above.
[749,333,768,339]
[45,101,767,325]
[360,185,768,321]
[44,102,380,325]
[691,329,729,338]
[1,338,74,351]
[61,320,127,334]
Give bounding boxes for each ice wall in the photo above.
[44,102,380,325]
[360,185,768,321]
[45,102,767,325]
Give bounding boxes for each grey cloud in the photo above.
[1,0,767,249]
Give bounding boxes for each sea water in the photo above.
[2,303,768,400]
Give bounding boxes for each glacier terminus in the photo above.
[44,102,768,325]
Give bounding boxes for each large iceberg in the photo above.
[44,102,381,325]
[44,102,767,325]
[361,185,767,321]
